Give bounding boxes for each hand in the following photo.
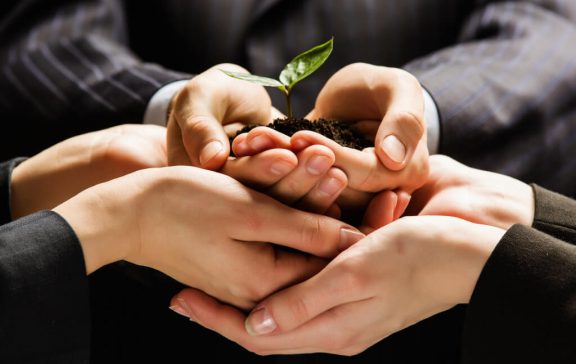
[231,127,415,225]
[166,63,283,169]
[169,216,504,355]
[53,166,365,310]
[232,63,430,193]
[10,124,167,219]
[407,155,535,229]
[224,144,348,217]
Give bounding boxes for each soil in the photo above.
[230,117,373,155]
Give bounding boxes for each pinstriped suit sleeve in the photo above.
[0,0,191,129]
[403,1,576,186]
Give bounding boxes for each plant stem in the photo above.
[285,91,293,118]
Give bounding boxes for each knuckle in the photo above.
[391,110,425,136]
[287,296,311,326]
[299,215,325,254]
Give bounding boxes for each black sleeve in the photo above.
[462,224,576,363]
[404,1,576,192]
[0,158,26,225]
[0,211,91,363]
[530,184,576,244]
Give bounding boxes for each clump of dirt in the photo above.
[231,117,372,155]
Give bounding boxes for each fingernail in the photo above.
[306,155,331,176]
[169,298,192,319]
[249,135,272,151]
[245,306,277,336]
[318,177,345,196]
[200,141,224,166]
[339,228,365,251]
[270,160,294,176]
[234,140,249,155]
[381,135,406,163]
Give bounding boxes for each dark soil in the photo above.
[230,117,373,155]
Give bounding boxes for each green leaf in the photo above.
[220,70,284,88]
[279,37,333,90]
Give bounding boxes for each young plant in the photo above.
[222,38,333,118]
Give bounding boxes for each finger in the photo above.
[361,191,398,233]
[234,195,365,258]
[167,115,194,166]
[325,203,341,219]
[179,111,230,170]
[393,190,412,220]
[243,259,369,336]
[291,131,393,192]
[297,168,348,214]
[232,127,291,157]
[266,145,335,205]
[374,81,425,172]
[171,289,377,356]
[221,149,298,189]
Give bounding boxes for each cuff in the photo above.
[422,87,440,154]
[0,158,27,225]
[0,211,90,361]
[143,79,189,126]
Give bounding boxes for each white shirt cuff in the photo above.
[423,88,440,154]
[143,80,189,126]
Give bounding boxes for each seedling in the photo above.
[222,38,333,118]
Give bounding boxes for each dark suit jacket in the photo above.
[0,159,91,363]
[1,0,576,195]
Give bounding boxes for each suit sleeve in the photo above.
[0,0,191,135]
[530,184,576,243]
[0,158,26,225]
[462,225,576,363]
[0,211,91,362]
[403,1,576,187]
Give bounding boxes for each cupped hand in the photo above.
[169,215,504,355]
[167,63,282,169]
[10,124,167,219]
[232,63,430,193]
[54,166,365,310]
[224,143,348,217]
[408,155,535,229]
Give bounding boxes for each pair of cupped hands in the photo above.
[11,63,534,356]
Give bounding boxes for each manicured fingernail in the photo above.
[306,155,331,175]
[318,177,345,196]
[200,141,224,166]
[169,298,192,318]
[249,135,272,151]
[245,306,277,336]
[381,135,406,163]
[339,228,365,251]
[270,160,294,176]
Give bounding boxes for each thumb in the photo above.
[244,261,364,336]
[374,85,426,171]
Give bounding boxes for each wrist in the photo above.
[472,170,535,229]
[450,222,504,304]
[52,184,134,274]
